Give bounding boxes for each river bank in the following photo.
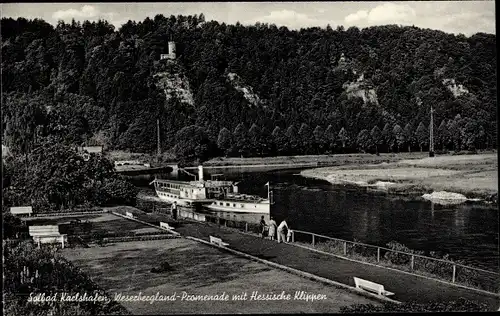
[300,154,498,202]
[106,151,429,167]
[202,153,428,167]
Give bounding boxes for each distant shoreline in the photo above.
[300,154,498,203]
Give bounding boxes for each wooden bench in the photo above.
[160,222,175,231]
[10,206,33,217]
[125,211,135,219]
[354,277,394,296]
[29,225,67,248]
[209,235,229,247]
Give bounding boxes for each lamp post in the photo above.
[429,105,435,157]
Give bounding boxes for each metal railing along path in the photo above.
[193,213,499,295]
[290,229,499,294]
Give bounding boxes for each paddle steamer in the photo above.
[151,166,271,214]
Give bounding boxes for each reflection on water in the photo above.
[133,166,499,271]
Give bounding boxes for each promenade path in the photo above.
[174,220,500,310]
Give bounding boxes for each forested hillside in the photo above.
[1,14,496,161]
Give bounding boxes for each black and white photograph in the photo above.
[2,1,498,314]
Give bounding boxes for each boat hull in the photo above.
[205,200,270,214]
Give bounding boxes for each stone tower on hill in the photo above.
[160,41,176,60]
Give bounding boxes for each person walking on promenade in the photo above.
[277,218,289,243]
[259,216,267,238]
[287,228,293,243]
[268,217,277,240]
[171,201,178,220]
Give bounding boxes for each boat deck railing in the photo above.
[221,194,266,202]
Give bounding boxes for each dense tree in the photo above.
[313,125,325,154]
[461,117,485,151]
[271,126,286,155]
[298,123,313,154]
[1,16,496,160]
[247,123,262,156]
[2,140,137,212]
[217,127,232,157]
[260,126,272,156]
[447,115,463,151]
[381,123,394,152]
[324,125,336,154]
[338,127,349,152]
[415,122,429,152]
[173,125,211,163]
[285,125,299,155]
[370,126,382,154]
[392,124,404,152]
[403,123,414,152]
[436,120,449,151]
[356,129,372,153]
[233,123,248,157]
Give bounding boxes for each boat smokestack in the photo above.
[198,165,204,181]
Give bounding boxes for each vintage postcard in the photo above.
[2,1,498,315]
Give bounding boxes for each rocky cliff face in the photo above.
[153,60,194,106]
[442,78,469,97]
[343,74,379,105]
[227,72,263,107]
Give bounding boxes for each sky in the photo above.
[1,2,496,36]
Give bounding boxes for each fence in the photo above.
[291,230,499,294]
[24,209,108,218]
[188,214,499,294]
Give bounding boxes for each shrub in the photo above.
[340,298,490,313]
[4,241,128,315]
[384,241,423,266]
[99,178,138,206]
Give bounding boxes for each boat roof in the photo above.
[153,178,234,188]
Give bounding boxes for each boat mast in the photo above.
[157,119,161,162]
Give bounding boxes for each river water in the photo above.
[132,166,499,271]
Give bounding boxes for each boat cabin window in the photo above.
[233,203,236,207]
[241,204,244,208]
[226,203,230,206]
[219,202,223,206]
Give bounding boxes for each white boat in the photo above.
[150,166,271,214]
[206,193,270,214]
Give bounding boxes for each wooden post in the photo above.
[245,223,248,232]
[312,234,315,247]
[452,265,456,283]
[411,255,414,270]
[377,247,380,262]
[292,231,295,243]
[343,241,347,255]
[61,236,65,249]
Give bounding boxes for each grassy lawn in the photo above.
[301,153,498,199]
[62,239,379,314]
[24,212,164,237]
